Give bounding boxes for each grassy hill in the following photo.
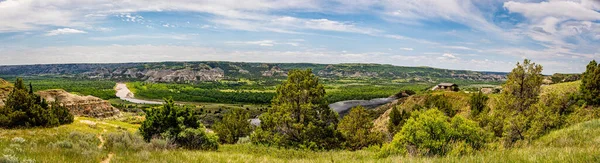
[2,116,600,162]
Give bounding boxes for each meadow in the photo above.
[2,116,599,163]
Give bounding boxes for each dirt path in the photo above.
[97,129,107,149]
[100,153,114,163]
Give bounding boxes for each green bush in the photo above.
[381,108,489,156]
[176,128,219,150]
[213,108,253,144]
[469,92,488,118]
[338,106,384,150]
[424,95,456,117]
[104,131,148,151]
[139,98,219,150]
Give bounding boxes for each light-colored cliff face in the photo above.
[36,89,121,118]
[84,67,225,83]
[144,68,224,82]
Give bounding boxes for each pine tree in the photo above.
[580,60,600,105]
[251,69,343,150]
[338,106,383,150]
[387,107,409,135]
[469,92,489,118]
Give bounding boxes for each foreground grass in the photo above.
[2,117,600,162]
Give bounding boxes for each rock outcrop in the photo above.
[36,89,120,118]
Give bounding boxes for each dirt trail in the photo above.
[80,118,114,163]
[100,153,114,163]
[97,129,107,149]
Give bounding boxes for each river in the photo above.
[115,83,162,105]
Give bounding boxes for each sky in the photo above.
[0,0,599,74]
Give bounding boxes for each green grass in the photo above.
[2,116,600,162]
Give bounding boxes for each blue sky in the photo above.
[0,0,599,74]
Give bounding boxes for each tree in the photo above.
[250,69,343,150]
[469,92,489,118]
[491,59,543,146]
[580,60,600,105]
[502,59,544,112]
[213,108,253,144]
[387,107,409,135]
[139,98,218,150]
[0,78,73,128]
[338,106,384,150]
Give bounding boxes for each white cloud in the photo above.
[504,1,600,21]
[89,34,189,41]
[442,46,475,51]
[400,48,414,51]
[225,40,301,47]
[45,28,87,36]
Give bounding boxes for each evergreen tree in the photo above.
[338,106,384,150]
[469,92,489,118]
[250,69,343,150]
[387,107,409,135]
[0,78,74,128]
[213,108,253,144]
[580,60,600,105]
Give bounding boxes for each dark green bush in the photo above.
[213,108,253,144]
[139,98,219,150]
[424,95,456,117]
[469,92,489,118]
[176,128,219,150]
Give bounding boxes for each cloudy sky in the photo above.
[0,0,599,74]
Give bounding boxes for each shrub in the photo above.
[104,131,147,151]
[54,141,74,149]
[338,106,384,150]
[213,108,253,144]
[424,95,456,117]
[139,98,219,150]
[176,127,219,150]
[382,108,489,156]
[10,137,25,144]
[0,154,19,163]
[149,138,174,150]
[469,92,488,118]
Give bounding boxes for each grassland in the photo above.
[2,115,599,163]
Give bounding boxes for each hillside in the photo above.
[1,116,599,162]
[0,62,507,83]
